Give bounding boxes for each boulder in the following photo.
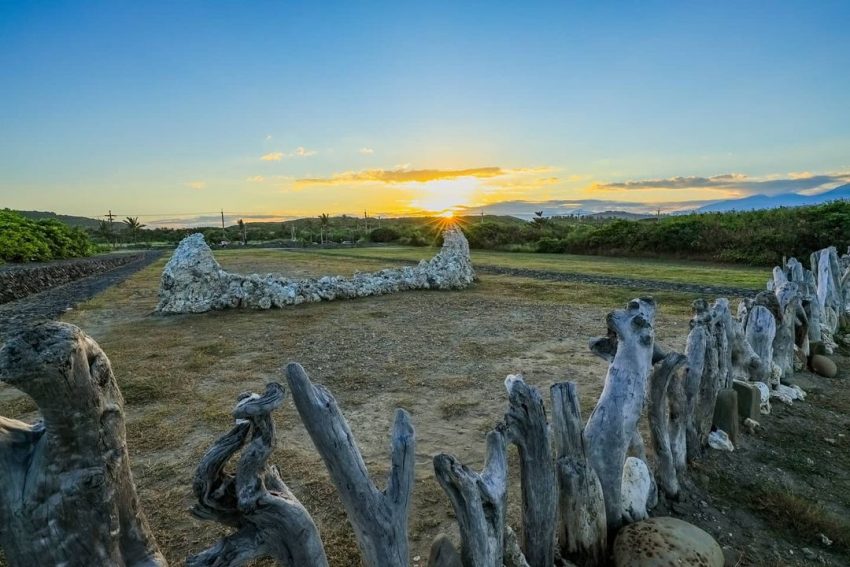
[811,354,837,378]
[613,516,723,567]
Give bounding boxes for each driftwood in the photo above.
[715,298,761,383]
[550,382,607,566]
[0,322,166,567]
[684,299,717,459]
[188,383,328,567]
[745,304,777,386]
[285,363,415,567]
[773,281,799,385]
[433,429,509,567]
[585,297,656,530]
[647,352,688,498]
[503,375,556,567]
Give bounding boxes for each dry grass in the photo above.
[0,248,738,565]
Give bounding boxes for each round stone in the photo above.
[811,354,837,378]
[613,516,723,567]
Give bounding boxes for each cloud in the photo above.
[297,166,507,186]
[186,180,206,190]
[359,147,375,155]
[246,176,265,183]
[261,147,317,161]
[592,172,850,196]
[293,146,316,157]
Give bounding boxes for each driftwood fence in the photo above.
[0,245,848,566]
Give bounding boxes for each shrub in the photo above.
[0,209,93,263]
[369,227,400,243]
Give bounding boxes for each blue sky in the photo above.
[1,1,849,224]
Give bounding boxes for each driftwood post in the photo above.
[188,383,329,567]
[684,299,710,460]
[433,429,509,567]
[647,352,688,498]
[585,297,656,530]
[0,322,166,567]
[550,382,607,566]
[773,281,799,385]
[503,375,556,567]
[285,363,415,567]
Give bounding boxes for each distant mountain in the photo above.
[14,210,103,229]
[695,183,850,213]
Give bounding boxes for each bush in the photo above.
[0,209,93,262]
[369,227,400,243]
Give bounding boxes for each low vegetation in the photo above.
[0,209,93,263]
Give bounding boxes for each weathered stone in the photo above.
[156,227,475,313]
[613,516,723,567]
[732,380,760,422]
[811,354,837,378]
[712,389,739,444]
[621,457,652,524]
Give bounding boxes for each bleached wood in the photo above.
[503,375,556,567]
[285,363,414,567]
[584,297,656,530]
[433,429,509,567]
[0,322,166,567]
[188,383,329,567]
[647,352,688,498]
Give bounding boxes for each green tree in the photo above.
[318,213,330,244]
[122,217,145,243]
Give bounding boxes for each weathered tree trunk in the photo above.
[745,304,777,385]
[285,363,414,567]
[711,299,733,390]
[773,282,799,385]
[814,248,842,337]
[503,375,555,567]
[550,382,607,567]
[647,352,688,498]
[684,300,709,460]
[188,383,329,567]
[0,322,166,567]
[667,360,689,475]
[585,297,656,530]
[715,297,761,383]
[433,429,508,567]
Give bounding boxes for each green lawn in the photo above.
[295,246,771,289]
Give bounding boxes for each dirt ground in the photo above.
[0,249,847,566]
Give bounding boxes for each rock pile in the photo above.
[156,228,475,314]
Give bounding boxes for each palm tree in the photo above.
[237,219,246,245]
[97,220,113,247]
[122,217,145,243]
[318,213,330,244]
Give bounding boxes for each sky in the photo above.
[1,1,849,226]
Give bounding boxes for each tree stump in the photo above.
[0,322,166,567]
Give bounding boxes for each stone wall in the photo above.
[156,228,475,314]
[0,253,147,304]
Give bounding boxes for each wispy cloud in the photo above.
[592,172,850,196]
[359,147,375,155]
[261,147,317,161]
[185,180,206,190]
[246,175,265,183]
[297,166,507,186]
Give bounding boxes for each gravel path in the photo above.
[0,251,162,343]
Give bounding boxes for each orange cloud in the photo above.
[296,166,505,186]
[261,152,284,161]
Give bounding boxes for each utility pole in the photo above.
[106,210,115,249]
[481,210,484,224]
[221,209,226,244]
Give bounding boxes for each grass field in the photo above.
[302,246,770,289]
[0,247,813,566]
